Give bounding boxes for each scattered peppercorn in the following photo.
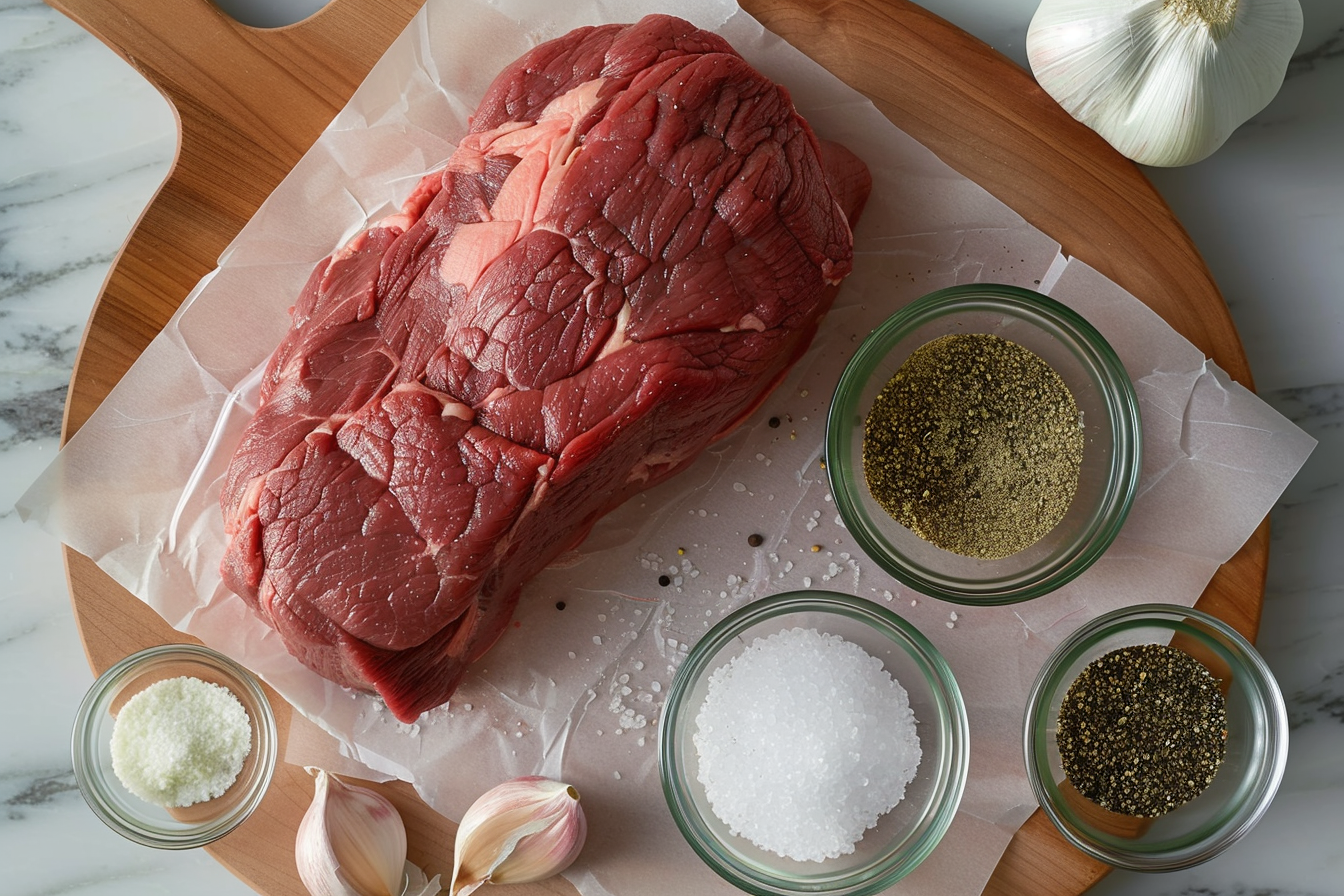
[658,575,671,587]
[555,601,566,611]
[747,533,764,547]
[768,416,781,428]
[1057,644,1228,817]
[861,333,1083,559]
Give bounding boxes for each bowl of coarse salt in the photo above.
[659,591,968,895]
[71,643,277,849]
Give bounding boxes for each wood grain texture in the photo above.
[51,0,1267,894]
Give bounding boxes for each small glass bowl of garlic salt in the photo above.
[659,591,968,895]
[72,643,277,848]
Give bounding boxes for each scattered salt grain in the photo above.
[693,627,921,862]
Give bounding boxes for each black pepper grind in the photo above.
[861,332,1084,558]
[1056,643,1228,817]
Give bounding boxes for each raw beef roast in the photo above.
[219,14,871,721]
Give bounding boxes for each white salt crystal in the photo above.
[110,676,251,808]
[692,627,921,862]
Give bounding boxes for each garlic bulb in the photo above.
[1026,0,1303,166]
[296,768,440,896]
[449,776,587,896]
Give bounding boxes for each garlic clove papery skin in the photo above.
[450,776,587,896]
[297,768,409,896]
[1026,0,1304,166]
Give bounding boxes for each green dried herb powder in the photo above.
[1057,644,1228,817]
[861,333,1084,558]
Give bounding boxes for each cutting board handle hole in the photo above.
[211,0,332,28]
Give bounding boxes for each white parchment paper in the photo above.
[19,0,1316,894]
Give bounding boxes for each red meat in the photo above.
[220,14,871,721]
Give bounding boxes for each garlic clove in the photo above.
[450,776,587,896]
[1026,0,1304,166]
[296,767,411,896]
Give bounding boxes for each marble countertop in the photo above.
[2,1,1339,894]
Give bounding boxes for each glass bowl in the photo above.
[659,591,968,895]
[826,284,1141,604]
[1023,603,1288,871]
[71,643,278,849]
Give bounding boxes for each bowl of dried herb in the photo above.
[1023,603,1288,871]
[826,284,1141,604]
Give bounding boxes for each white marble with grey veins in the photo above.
[1,0,1340,893]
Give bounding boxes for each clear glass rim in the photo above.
[71,643,278,849]
[826,284,1142,605]
[1021,603,1289,871]
[658,591,969,895]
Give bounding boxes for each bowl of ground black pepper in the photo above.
[1023,604,1288,871]
[826,284,1141,604]
[71,643,278,848]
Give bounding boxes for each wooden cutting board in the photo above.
[54,0,1269,894]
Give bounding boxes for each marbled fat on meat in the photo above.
[219,14,871,721]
